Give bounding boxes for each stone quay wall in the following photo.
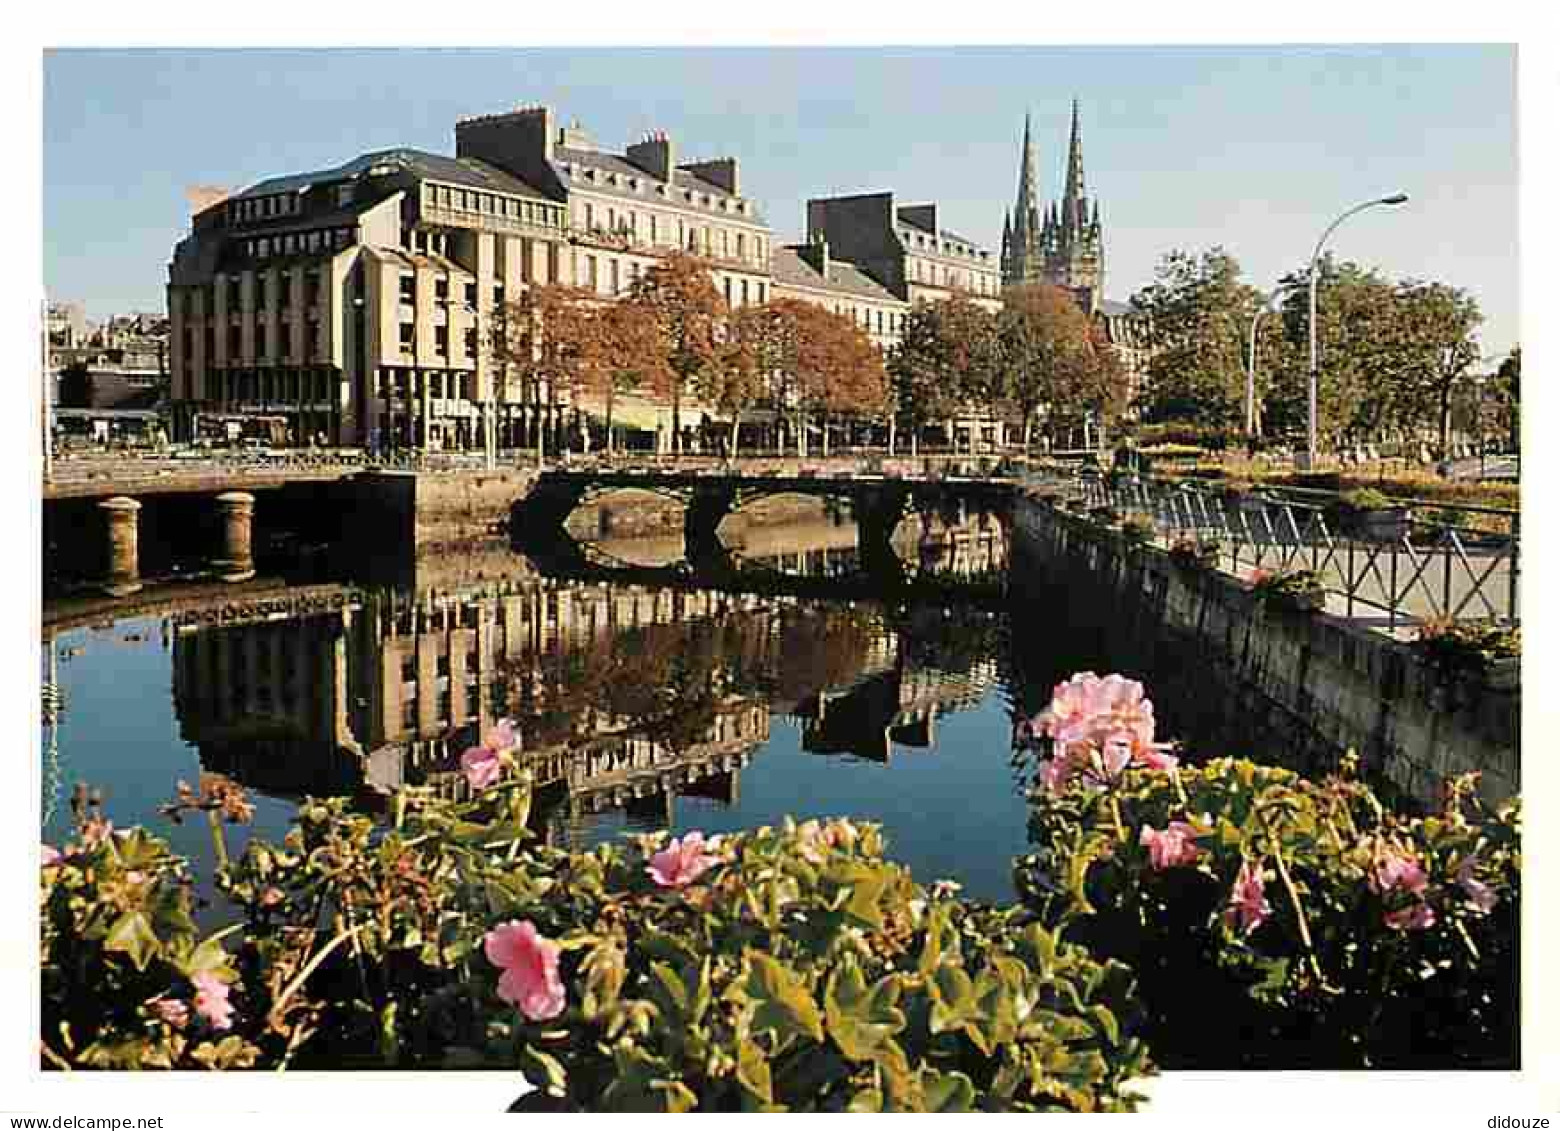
[1012,493,1519,807]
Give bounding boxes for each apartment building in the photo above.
[454,106,773,310]
[769,238,909,354]
[167,147,572,449]
[804,193,1003,315]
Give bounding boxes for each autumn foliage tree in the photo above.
[995,283,1105,451]
[887,297,999,455]
[630,252,728,453]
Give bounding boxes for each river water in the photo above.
[38,500,1247,906]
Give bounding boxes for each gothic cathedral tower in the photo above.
[1001,99,1106,315]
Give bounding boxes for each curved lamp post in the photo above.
[1306,193,1409,466]
[1246,281,1306,439]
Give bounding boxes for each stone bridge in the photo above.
[516,469,1017,585]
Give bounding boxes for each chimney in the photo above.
[455,104,555,180]
[803,232,830,278]
[626,130,676,183]
[680,157,739,197]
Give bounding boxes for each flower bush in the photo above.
[1168,536,1221,570]
[1412,618,1520,682]
[1013,673,1520,1069]
[1245,566,1326,612]
[42,768,1153,1109]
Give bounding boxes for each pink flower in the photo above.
[484,920,566,1022]
[41,844,61,867]
[647,831,720,889]
[190,972,235,1031]
[1139,821,1204,871]
[81,818,114,849]
[460,746,504,790]
[1035,672,1177,778]
[1370,848,1429,897]
[153,998,189,1029]
[459,719,518,791]
[1034,756,1072,795]
[1223,860,1272,935]
[1457,854,1498,913]
[1384,902,1437,931]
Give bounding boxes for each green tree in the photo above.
[886,297,998,455]
[1129,248,1261,431]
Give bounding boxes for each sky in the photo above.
[42,45,1519,357]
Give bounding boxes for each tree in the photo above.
[995,284,1100,451]
[1494,345,1520,452]
[887,297,998,455]
[589,298,669,454]
[1129,248,1261,431]
[496,284,598,458]
[708,305,771,458]
[1390,280,1483,458]
[629,252,727,454]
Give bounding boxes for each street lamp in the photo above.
[1306,193,1409,467]
[1246,281,1306,440]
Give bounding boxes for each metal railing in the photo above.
[1025,468,1519,629]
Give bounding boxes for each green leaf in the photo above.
[927,962,977,1035]
[518,1044,568,1097]
[103,910,159,971]
[824,957,905,1061]
[920,1068,977,1112]
[741,951,824,1045]
[735,1038,774,1106]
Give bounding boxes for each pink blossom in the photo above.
[460,720,518,790]
[1139,821,1204,871]
[647,831,720,889]
[1370,848,1429,897]
[1034,756,1073,795]
[153,998,189,1029]
[190,972,235,1031]
[1456,854,1498,913]
[1384,902,1437,931]
[1034,672,1178,783]
[1223,860,1272,935]
[41,844,61,867]
[484,920,566,1022]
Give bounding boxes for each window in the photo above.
[464,282,477,308]
[228,279,241,309]
[649,215,658,244]
[258,323,269,357]
[435,276,449,302]
[609,260,620,295]
[335,185,353,208]
[464,328,477,355]
[434,325,448,356]
[256,277,268,308]
[307,324,319,359]
[305,270,320,307]
[740,279,749,305]
[280,275,293,310]
[399,275,415,303]
[736,232,746,258]
[583,203,594,230]
[400,322,414,350]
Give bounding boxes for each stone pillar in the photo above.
[214,491,256,582]
[98,497,142,597]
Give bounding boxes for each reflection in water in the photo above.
[150,506,1015,862]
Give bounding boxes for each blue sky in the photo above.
[42,45,1518,356]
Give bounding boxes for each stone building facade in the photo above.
[769,239,909,354]
[167,147,572,449]
[804,193,1003,315]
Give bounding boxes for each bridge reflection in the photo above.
[166,516,1009,846]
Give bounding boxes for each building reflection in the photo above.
[169,510,1010,846]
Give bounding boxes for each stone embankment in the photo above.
[1011,492,1519,806]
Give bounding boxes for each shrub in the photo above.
[1244,567,1325,612]
[1119,517,1156,545]
[41,762,1154,1109]
[1168,537,1221,569]
[1012,674,1521,1070]
[1412,619,1521,682]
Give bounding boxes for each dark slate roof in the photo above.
[553,146,766,225]
[238,148,554,203]
[771,247,904,305]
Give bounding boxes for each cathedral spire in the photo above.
[1014,111,1040,222]
[1063,98,1087,220]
